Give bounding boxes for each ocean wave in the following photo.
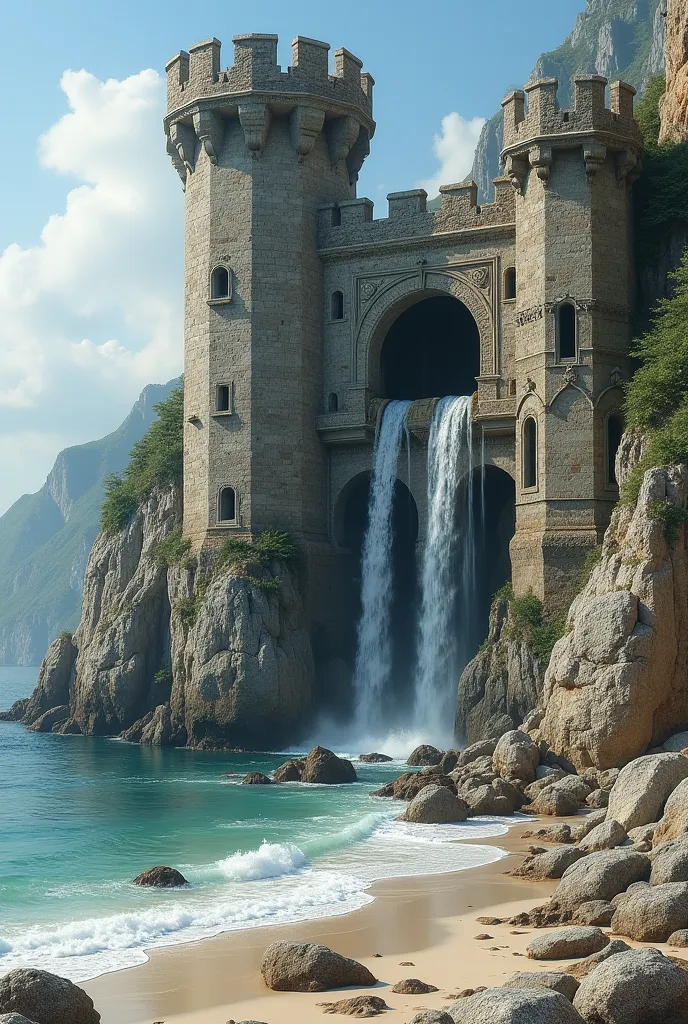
[215,841,308,881]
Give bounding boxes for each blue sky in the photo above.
[0,0,586,513]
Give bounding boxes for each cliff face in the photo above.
[538,433,688,770]
[0,379,180,667]
[456,595,545,744]
[659,0,688,144]
[19,486,314,749]
[470,0,666,199]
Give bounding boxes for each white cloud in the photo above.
[0,68,183,514]
[419,112,487,197]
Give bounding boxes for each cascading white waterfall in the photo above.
[353,400,412,730]
[414,395,479,744]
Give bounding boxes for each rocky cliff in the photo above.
[537,433,688,770]
[471,0,666,200]
[0,379,180,667]
[659,0,688,144]
[13,486,314,749]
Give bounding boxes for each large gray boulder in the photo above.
[402,785,468,824]
[504,973,579,1002]
[650,836,688,884]
[460,783,513,816]
[551,849,650,910]
[0,970,100,1024]
[572,900,615,926]
[654,776,688,845]
[530,787,580,818]
[447,987,585,1023]
[578,819,627,853]
[526,927,609,961]
[568,809,608,842]
[457,739,497,767]
[260,941,376,992]
[605,753,688,831]
[566,939,631,980]
[662,730,688,752]
[492,730,539,786]
[511,846,586,880]
[573,948,688,1024]
[610,880,688,941]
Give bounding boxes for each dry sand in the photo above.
[84,820,688,1024]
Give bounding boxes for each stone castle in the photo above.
[164,32,643,663]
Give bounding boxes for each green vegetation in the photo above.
[580,545,603,588]
[153,529,195,570]
[489,582,565,664]
[153,669,172,687]
[216,530,298,570]
[101,386,184,532]
[649,500,688,545]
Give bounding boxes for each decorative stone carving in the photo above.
[523,376,537,394]
[290,105,326,159]
[193,108,224,164]
[471,266,490,289]
[584,143,607,179]
[238,102,272,153]
[609,367,624,387]
[516,305,544,327]
[615,148,639,185]
[529,143,553,183]
[563,365,578,385]
[168,122,196,182]
[360,281,379,302]
[328,115,361,167]
[346,129,370,185]
[505,154,528,193]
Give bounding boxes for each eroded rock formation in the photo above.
[659,0,688,145]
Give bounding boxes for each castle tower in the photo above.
[501,76,642,609]
[164,35,374,569]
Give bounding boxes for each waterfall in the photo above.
[353,400,412,729]
[414,395,478,744]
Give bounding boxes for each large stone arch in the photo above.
[353,263,497,393]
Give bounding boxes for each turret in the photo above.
[164,34,374,560]
[502,76,642,609]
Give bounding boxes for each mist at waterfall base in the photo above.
[317,396,497,757]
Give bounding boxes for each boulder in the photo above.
[139,702,174,746]
[521,823,572,844]
[20,633,76,727]
[457,740,497,767]
[526,927,609,961]
[596,768,621,791]
[319,996,387,1017]
[0,970,100,1024]
[572,900,616,927]
[493,731,539,786]
[402,785,468,824]
[551,849,650,910]
[461,784,513,817]
[543,776,592,805]
[358,753,393,763]
[585,789,609,808]
[578,819,627,853]
[511,846,586,881]
[301,747,357,784]
[504,973,579,1002]
[650,836,688,884]
[439,751,459,774]
[407,745,443,766]
[274,759,305,782]
[491,777,525,811]
[28,706,69,733]
[573,948,688,1024]
[605,754,688,831]
[242,772,273,785]
[446,987,585,1023]
[611,881,688,942]
[569,810,608,842]
[409,1013,453,1024]
[525,772,568,799]
[662,731,688,753]
[628,823,657,844]
[260,941,376,992]
[530,787,580,818]
[668,929,688,946]
[391,979,438,994]
[0,1016,39,1024]
[132,866,189,887]
[654,777,688,846]
[566,939,631,980]
[372,772,456,801]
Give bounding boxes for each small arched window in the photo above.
[558,301,577,360]
[218,486,236,523]
[210,266,230,300]
[504,267,517,300]
[328,392,339,413]
[523,417,537,489]
[606,412,624,485]
[331,291,344,321]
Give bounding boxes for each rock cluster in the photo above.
[0,970,100,1024]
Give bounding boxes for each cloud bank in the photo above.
[0,68,183,514]
[419,112,486,197]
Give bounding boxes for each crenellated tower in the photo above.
[164,34,374,566]
[501,75,642,609]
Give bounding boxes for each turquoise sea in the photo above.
[0,667,508,983]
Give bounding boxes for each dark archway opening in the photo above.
[380,295,480,400]
[337,475,419,720]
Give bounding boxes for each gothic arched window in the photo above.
[210,266,230,300]
[523,417,537,489]
[218,486,236,523]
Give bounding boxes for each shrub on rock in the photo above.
[610,880,688,942]
[402,785,468,824]
[407,745,443,766]
[132,866,188,887]
[606,753,688,831]
[0,970,100,1024]
[447,987,585,1023]
[573,948,688,1024]
[260,940,376,992]
[526,927,609,961]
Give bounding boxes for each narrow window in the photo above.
[523,417,537,489]
[504,267,516,300]
[558,302,577,360]
[331,291,344,321]
[211,266,230,300]
[606,412,623,485]
[328,392,339,412]
[218,487,236,523]
[216,384,231,413]
[331,206,342,227]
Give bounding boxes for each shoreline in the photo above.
[84,820,556,1024]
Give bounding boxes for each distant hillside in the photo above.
[0,379,181,666]
[470,0,666,200]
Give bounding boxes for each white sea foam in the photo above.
[216,841,308,881]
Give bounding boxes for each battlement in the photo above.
[165,33,373,123]
[501,75,641,152]
[317,177,515,252]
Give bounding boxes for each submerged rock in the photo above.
[0,969,100,1024]
[274,758,305,782]
[132,866,189,888]
[242,772,273,785]
[358,753,393,763]
[260,940,376,992]
[301,747,357,784]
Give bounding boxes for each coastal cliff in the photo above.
[659,0,688,145]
